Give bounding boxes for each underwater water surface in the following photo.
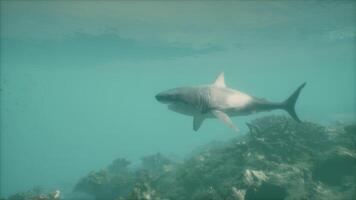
[0,1,355,199]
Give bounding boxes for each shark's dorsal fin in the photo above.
[213,72,226,88]
[211,110,240,132]
[193,114,205,131]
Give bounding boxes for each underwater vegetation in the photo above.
[74,154,175,200]
[6,187,60,200]
[4,115,356,200]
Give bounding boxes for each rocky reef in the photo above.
[73,155,174,200]
[6,188,60,200]
[4,115,356,200]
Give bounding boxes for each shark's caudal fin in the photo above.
[282,82,306,122]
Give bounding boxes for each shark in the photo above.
[155,73,306,132]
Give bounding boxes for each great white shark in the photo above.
[155,73,306,132]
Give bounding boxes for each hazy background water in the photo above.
[1,1,355,198]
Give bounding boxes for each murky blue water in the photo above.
[1,1,355,199]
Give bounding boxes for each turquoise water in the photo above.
[1,1,355,199]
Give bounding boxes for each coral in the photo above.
[7,115,356,200]
[74,168,135,200]
[140,153,174,177]
[122,182,164,200]
[165,115,356,200]
[7,188,60,200]
[73,154,174,200]
[108,158,131,175]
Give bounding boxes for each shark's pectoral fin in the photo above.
[211,110,240,132]
[193,114,205,131]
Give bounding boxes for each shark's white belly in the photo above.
[210,87,254,115]
[167,86,254,118]
[214,89,253,108]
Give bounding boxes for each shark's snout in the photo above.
[155,92,169,103]
[155,93,163,102]
[155,91,177,104]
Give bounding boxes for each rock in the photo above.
[245,183,287,200]
[9,115,355,200]
[243,169,268,186]
[231,187,246,200]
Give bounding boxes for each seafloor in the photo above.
[3,115,356,200]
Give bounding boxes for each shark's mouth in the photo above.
[168,103,196,116]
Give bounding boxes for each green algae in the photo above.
[4,116,356,200]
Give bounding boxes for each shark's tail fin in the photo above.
[282,82,306,122]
